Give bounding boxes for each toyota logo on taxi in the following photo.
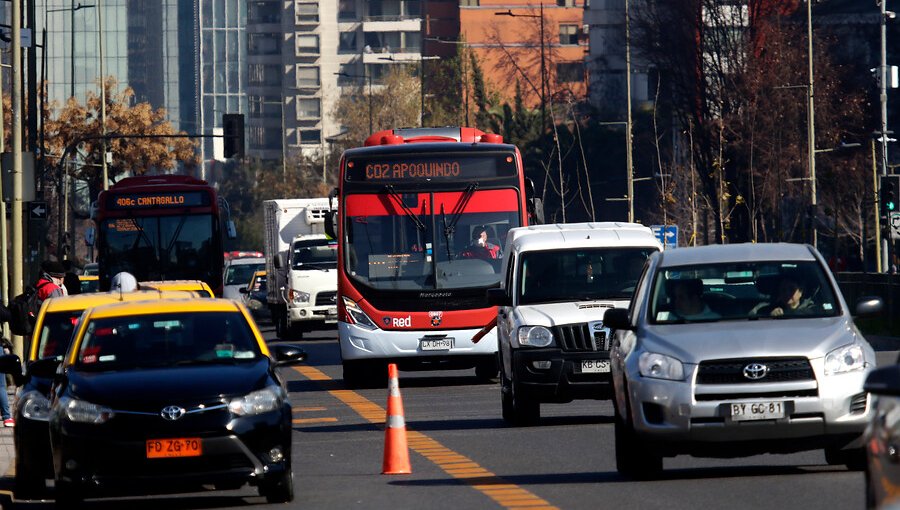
[743,363,769,380]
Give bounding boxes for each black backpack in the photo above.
[8,280,51,336]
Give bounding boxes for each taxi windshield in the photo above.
[74,311,261,370]
[35,311,83,360]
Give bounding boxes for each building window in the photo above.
[249,95,282,118]
[459,0,479,5]
[368,0,421,21]
[249,33,280,55]
[339,0,356,20]
[556,62,585,83]
[296,66,320,88]
[249,64,282,86]
[296,2,319,23]
[559,24,578,45]
[297,97,321,119]
[339,31,358,52]
[296,34,319,54]
[249,126,283,151]
[557,0,575,6]
[249,1,280,23]
[299,129,321,144]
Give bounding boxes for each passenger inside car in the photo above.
[662,278,720,321]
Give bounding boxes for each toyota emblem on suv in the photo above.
[161,405,186,421]
[743,363,769,380]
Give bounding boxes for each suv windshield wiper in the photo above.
[384,185,426,231]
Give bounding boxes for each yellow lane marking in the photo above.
[293,406,328,412]
[292,365,558,510]
[293,417,339,424]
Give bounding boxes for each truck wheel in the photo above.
[286,322,304,340]
[614,395,662,479]
[500,373,539,426]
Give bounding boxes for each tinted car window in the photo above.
[225,263,264,285]
[75,311,261,370]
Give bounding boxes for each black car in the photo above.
[4,297,307,506]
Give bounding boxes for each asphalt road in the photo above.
[3,321,895,509]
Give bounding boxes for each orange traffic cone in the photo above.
[382,363,412,474]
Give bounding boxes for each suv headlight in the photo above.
[290,289,310,303]
[60,396,114,424]
[19,390,50,422]
[639,352,685,381]
[518,326,554,347]
[342,296,378,330]
[229,387,284,416]
[824,344,865,375]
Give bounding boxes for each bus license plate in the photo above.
[421,338,453,351]
[146,438,202,459]
[730,401,785,422]
[580,360,611,373]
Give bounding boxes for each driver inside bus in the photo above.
[460,226,501,260]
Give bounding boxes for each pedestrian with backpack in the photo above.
[30,260,67,320]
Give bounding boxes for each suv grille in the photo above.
[696,357,814,385]
[553,324,609,352]
[315,291,337,306]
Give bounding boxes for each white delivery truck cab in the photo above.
[488,222,662,425]
[263,198,338,339]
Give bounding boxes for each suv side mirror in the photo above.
[486,288,511,307]
[854,296,883,318]
[603,308,633,331]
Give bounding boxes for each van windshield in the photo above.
[518,247,656,305]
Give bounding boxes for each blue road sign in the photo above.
[650,225,678,248]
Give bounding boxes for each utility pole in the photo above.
[625,0,634,223]
[881,0,891,271]
[807,0,817,249]
[98,0,108,190]
[11,0,24,357]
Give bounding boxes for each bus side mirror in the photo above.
[325,187,338,240]
[275,253,285,269]
[226,220,238,240]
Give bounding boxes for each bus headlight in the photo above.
[342,297,378,330]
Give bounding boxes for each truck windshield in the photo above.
[344,189,520,291]
[519,247,657,305]
[291,239,338,270]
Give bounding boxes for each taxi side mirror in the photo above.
[271,344,308,366]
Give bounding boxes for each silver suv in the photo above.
[604,243,883,479]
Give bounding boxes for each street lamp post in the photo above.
[335,71,373,134]
[806,0,818,249]
[495,5,546,134]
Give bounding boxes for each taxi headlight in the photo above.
[228,387,284,416]
[639,352,685,381]
[20,391,51,422]
[825,344,865,375]
[518,326,554,347]
[61,396,114,424]
[342,296,378,330]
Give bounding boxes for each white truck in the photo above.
[263,198,338,339]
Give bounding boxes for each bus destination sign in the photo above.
[108,191,210,210]
[346,154,517,183]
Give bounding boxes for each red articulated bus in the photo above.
[326,127,542,387]
[92,175,236,295]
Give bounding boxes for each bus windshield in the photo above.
[344,188,520,291]
[100,214,217,284]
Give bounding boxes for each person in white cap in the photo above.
[110,272,138,292]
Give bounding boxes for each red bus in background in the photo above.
[326,127,541,387]
[92,175,236,295]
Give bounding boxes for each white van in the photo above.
[487,222,662,425]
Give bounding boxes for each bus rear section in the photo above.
[334,127,532,386]
[92,175,230,295]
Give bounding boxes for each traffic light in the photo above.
[222,113,245,159]
[880,174,900,219]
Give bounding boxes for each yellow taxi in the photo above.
[41,298,305,504]
[77,275,99,294]
[138,280,214,297]
[11,289,202,499]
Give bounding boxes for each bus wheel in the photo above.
[343,360,387,389]
[475,357,499,380]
